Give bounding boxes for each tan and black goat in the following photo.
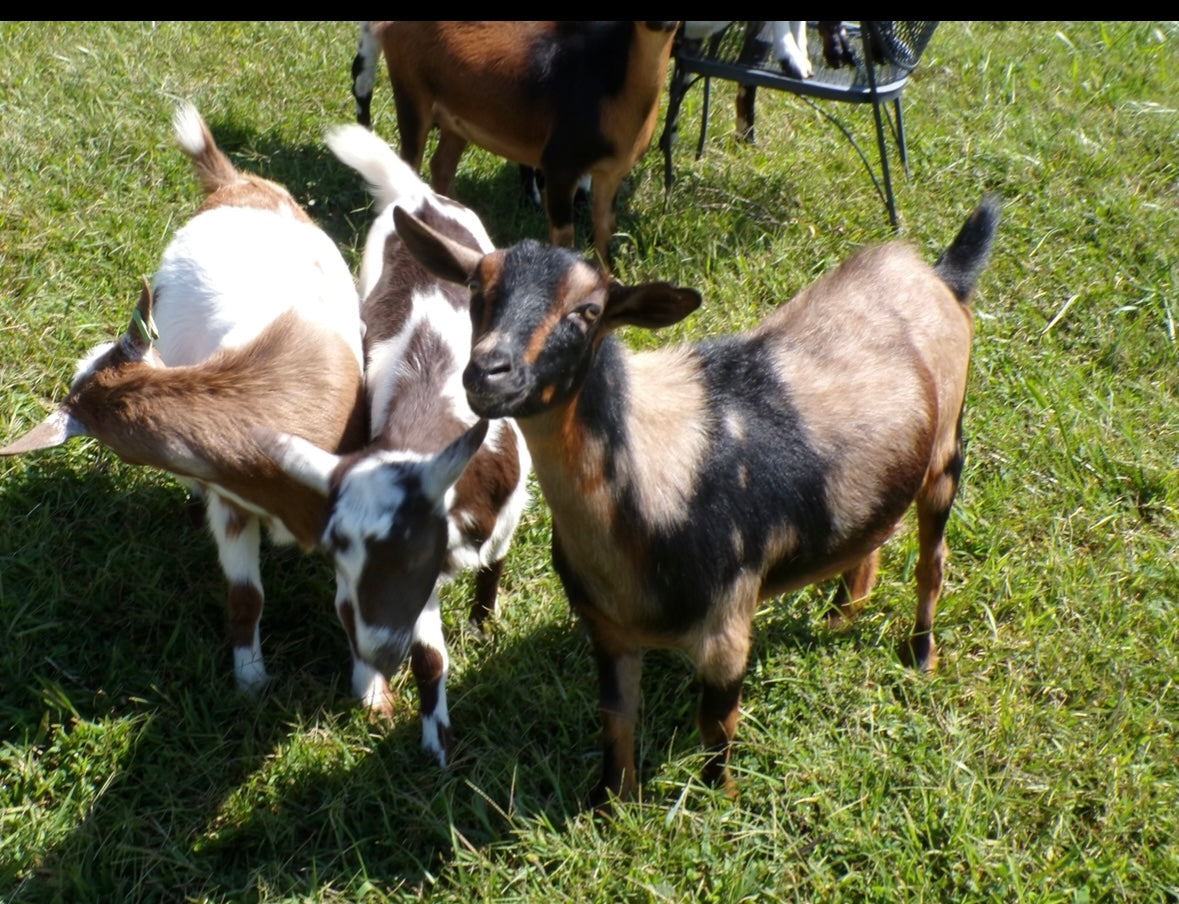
[394,194,1000,804]
[350,20,678,267]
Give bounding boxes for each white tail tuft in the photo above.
[172,102,208,158]
[326,124,426,211]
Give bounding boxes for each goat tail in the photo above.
[325,123,427,211]
[934,193,1001,304]
[172,103,241,196]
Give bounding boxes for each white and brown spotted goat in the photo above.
[262,123,531,764]
[1,104,368,696]
[350,20,678,267]
[395,195,1000,804]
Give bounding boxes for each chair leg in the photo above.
[862,25,898,230]
[659,60,689,190]
[894,97,909,176]
[696,75,712,161]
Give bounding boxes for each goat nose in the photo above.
[464,348,513,394]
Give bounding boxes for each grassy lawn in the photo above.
[1,20,1176,903]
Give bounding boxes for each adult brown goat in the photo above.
[350,20,678,267]
[394,194,1000,806]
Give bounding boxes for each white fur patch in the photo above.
[421,709,450,767]
[770,21,812,78]
[234,643,269,694]
[151,206,361,369]
[411,590,447,653]
[355,620,412,670]
[205,493,262,585]
[265,432,339,497]
[365,288,477,436]
[413,593,450,765]
[331,120,493,301]
[70,342,116,388]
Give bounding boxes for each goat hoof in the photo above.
[898,635,939,673]
[701,761,738,800]
[824,604,860,630]
[588,776,637,814]
[361,689,396,722]
[422,720,454,768]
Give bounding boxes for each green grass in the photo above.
[1,20,1176,903]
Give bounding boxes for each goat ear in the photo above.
[603,281,703,332]
[0,408,89,455]
[394,206,484,284]
[124,278,159,353]
[419,419,489,503]
[258,430,338,497]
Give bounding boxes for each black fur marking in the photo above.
[473,241,597,416]
[578,333,834,633]
[934,194,1001,303]
[523,24,631,174]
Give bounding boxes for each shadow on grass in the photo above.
[0,458,847,901]
[194,111,748,274]
[0,453,605,896]
[1,121,831,899]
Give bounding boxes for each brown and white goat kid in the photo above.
[1,104,368,696]
[395,195,1000,804]
[350,20,678,267]
[259,123,531,764]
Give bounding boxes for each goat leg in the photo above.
[468,557,505,629]
[588,643,642,808]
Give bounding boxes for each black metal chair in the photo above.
[659,21,939,228]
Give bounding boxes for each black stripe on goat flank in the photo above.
[575,334,834,633]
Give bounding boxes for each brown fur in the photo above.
[394,198,998,805]
[66,311,366,547]
[181,111,312,223]
[372,20,677,265]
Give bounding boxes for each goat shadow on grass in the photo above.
[0,455,369,898]
[1,463,894,899]
[200,115,674,279]
[0,458,837,899]
[0,455,596,897]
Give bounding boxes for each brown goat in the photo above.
[353,20,678,267]
[1,104,367,696]
[395,195,1000,806]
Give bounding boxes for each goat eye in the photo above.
[577,304,601,323]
